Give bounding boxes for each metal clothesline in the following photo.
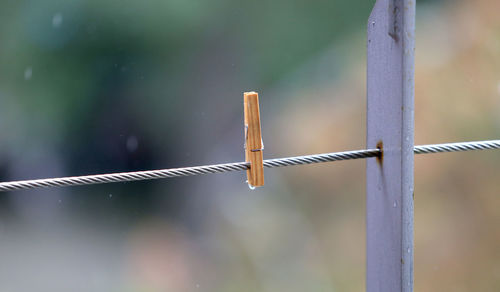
[0,140,498,192]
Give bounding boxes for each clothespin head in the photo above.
[244,92,264,188]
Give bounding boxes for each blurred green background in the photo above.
[1,0,500,291]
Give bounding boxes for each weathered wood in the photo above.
[244,92,264,187]
[366,0,415,291]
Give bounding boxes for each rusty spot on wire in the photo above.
[376,141,384,164]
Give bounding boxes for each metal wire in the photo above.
[0,140,498,192]
[413,140,500,155]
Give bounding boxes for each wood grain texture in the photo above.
[244,92,264,187]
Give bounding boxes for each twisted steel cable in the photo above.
[413,140,500,155]
[0,140,498,192]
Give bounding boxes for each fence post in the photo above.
[366,0,415,291]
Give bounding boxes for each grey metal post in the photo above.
[366,0,415,291]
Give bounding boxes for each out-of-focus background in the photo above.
[0,0,499,291]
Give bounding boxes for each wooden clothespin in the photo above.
[244,92,264,188]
